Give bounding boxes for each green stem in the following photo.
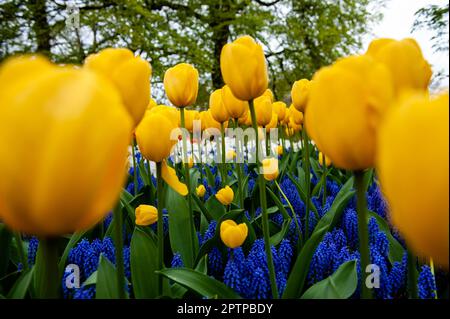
[198,139,203,182]
[265,128,270,156]
[146,159,155,204]
[35,237,59,298]
[430,258,438,299]
[113,202,126,299]
[220,122,227,186]
[302,129,311,240]
[233,119,245,208]
[156,162,164,295]
[180,108,196,261]
[275,180,303,246]
[354,170,372,299]
[14,232,28,270]
[131,140,138,196]
[322,162,327,207]
[407,249,418,299]
[249,101,278,299]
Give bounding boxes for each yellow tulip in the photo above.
[136,108,178,163]
[150,105,180,127]
[285,127,295,137]
[226,150,237,161]
[183,156,194,168]
[184,109,200,132]
[366,38,432,96]
[0,56,132,235]
[289,104,303,125]
[84,48,151,126]
[288,116,302,132]
[209,88,231,123]
[262,89,275,103]
[164,63,199,107]
[291,79,311,112]
[261,158,279,181]
[238,109,250,125]
[305,55,394,170]
[276,145,283,156]
[220,35,268,101]
[265,112,278,131]
[272,101,287,121]
[135,204,158,226]
[161,160,188,196]
[253,94,273,126]
[147,98,157,110]
[221,85,249,119]
[215,185,234,205]
[203,109,224,130]
[318,152,332,167]
[196,184,206,198]
[377,92,449,268]
[220,220,248,249]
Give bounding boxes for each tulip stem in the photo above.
[302,129,311,240]
[249,100,278,299]
[322,162,327,208]
[14,231,28,270]
[354,170,372,299]
[220,122,227,186]
[131,140,138,195]
[113,202,126,299]
[197,139,204,182]
[180,108,197,263]
[407,249,418,299]
[233,119,244,208]
[35,237,59,298]
[275,180,302,246]
[430,258,438,299]
[146,159,155,204]
[156,162,164,296]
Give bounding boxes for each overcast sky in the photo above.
[362,0,449,88]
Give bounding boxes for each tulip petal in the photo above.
[161,160,188,196]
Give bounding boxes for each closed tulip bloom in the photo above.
[184,109,200,132]
[261,158,279,181]
[265,112,278,130]
[135,204,158,226]
[289,104,303,125]
[150,105,180,127]
[136,109,178,163]
[196,184,206,198]
[305,55,394,170]
[226,150,237,161]
[220,35,268,101]
[84,48,151,126]
[222,85,249,119]
[291,79,311,112]
[377,92,449,268]
[161,160,188,196]
[147,98,157,110]
[164,63,199,107]
[203,109,224,130]
[209,88,231,123]
[288,116,302,132]
[272,101,287,120]
[263,89,275,103]
[254,94,273,126]
[220,220,248,249]
[366,38,432,96]
[238,109,250,125]
[216,185,234,205]
[276,145,283,156]
[319,152,331,167]
[0,56,132,235]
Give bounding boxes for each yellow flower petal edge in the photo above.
[161,160,188,196]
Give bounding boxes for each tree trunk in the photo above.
[29,0,51,56]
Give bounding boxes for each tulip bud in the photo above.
[215,185,234,205]
[220,35,268,101]
[377,92,448,268]
[238,109,250,125]
[272,101,287,120]
[291,79,311,112]
[184,109,200,132]
[276,145,283,156]
[220,220,248,249]
[265,112,278,131]
[135,204,158,226]
[319,152,331,167]
[0,56,133,235]
[305,55,394,170]
[84,48,151,126]
[164,63,199,107]
[209,88,231,123]
[221,85,249,119]
[253,94,273,127]
[226,150,237,162]
[261,157,279,181]
[136,108,178,163]
[289,105,303,125]
[196,184,206,198]
[366,38,432,96]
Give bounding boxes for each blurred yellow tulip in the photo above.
[366,38,432,96]
[318,152,332,167]
[265,112,278,130]
[222,85,249,119]
[305,55,394,170]
[196,184,206,198]
[161,160,188,196]
[291,79,311,112]
[209,88,231,123]
[164,63,198,107]
[147,98,157,110]
[135,204,158,226]
[253,94,273,126]
[0,55,132,235]
[184,109,200,132]
[220,35,268,101]
[276,145,283,156]
[220,220,248,248]
[272,101,287,121]
[262,157,279,181]
[377,92,449,268]
[216,185,234,205]
[84,48,151,126]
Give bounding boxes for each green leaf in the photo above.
[157,268,241,299]
[166,187,197,268]
[130,227,158,298]
[96,255,128,299]
[7,268,34,299]
[83,271,97,287]
[301,260,358,299]
[265,187,292,246]
[363,169,374,192]
[204,195,226,220]
[286,172,319,217]
[368,211,405,263]
[205,165,215,187]
[192,194,214,221]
